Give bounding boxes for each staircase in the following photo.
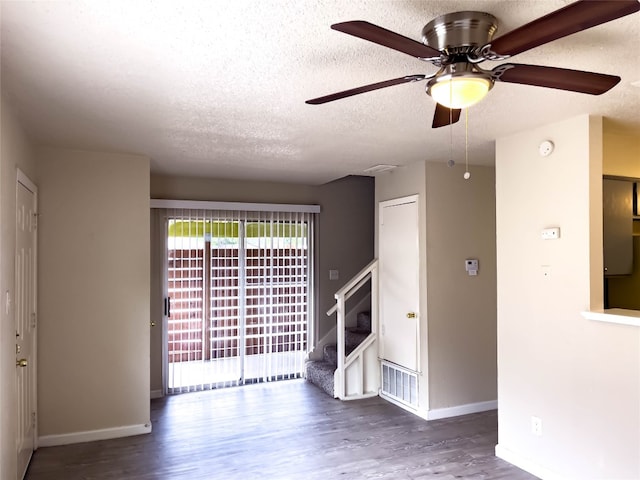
[306,311,372,397]
[304,259,380,400]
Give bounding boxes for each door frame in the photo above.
[15,169,38,479]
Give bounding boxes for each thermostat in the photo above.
[465,259,479,276]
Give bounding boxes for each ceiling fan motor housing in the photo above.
[307,1,639,122]
[421,11,498,57]
[422,11,499,109]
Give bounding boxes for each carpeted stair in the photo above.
[306,311,372,397]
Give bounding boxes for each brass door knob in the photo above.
[16,359,28,367]
[150,321,156,327]
[406,312,416,319]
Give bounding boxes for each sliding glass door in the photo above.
[165,208,314,393]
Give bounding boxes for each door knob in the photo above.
[150,321,156,327]
[406,312,416,319]
[16,359,28,367]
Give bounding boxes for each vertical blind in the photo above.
[160,206,316,394]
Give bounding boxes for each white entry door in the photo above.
[15,172,38,480]
[379,195,420,372]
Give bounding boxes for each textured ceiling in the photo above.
[1,0,639,185]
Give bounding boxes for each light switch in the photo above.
[329,270,339,281]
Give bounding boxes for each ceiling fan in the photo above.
[306,0,640,128]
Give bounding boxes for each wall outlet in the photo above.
[542,265,551,280]
[531,416,543,436]
[541,227,560,240]
[329,270,339,280]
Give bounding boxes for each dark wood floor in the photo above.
[26,380,538,480]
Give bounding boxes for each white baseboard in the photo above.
[379,395,497,422]
[39,423,152,447]
[495,444,566,480]
[426,399,498,420]
[150,389,164,399]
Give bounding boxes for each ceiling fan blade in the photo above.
[432,103,461,128]
[331,21,441,59]
[306,75,426,105]
[489,0,640,57]
[494,64,620,95]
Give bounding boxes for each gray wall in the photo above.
[1,97,152,474]
[375,161,497,416]
[1,95,38,480]
[37,148,151,438]
[316,176,376,338]
[424,162,497,409]
[375,162,430,408]
[149,174,374,393]
[151,174,317,204]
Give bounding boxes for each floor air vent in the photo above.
[381,361,418,408]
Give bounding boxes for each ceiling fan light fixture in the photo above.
[428,75,493,109]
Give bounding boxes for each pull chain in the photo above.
[464,108,471,180]
[447,83,455,167]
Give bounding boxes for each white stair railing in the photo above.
[326,259,379,400]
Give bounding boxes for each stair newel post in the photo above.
[335,293,346,399]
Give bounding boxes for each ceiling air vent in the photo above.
[363,164,397,174]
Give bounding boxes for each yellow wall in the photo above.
[603,127,640,178]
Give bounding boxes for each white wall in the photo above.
[0,95,37,480]
[495,115,640,479]
[38,148,151,443]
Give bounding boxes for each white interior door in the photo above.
[15,172,38,480]
[379,196,420,372]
